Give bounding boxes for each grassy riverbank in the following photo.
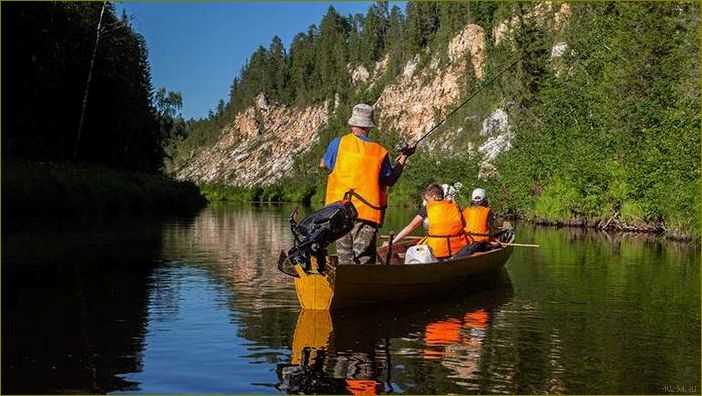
[197,167,699,243]
[3,161,206,214]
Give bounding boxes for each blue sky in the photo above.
[117,2,375,119]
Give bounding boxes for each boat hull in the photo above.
[293,238,514,310]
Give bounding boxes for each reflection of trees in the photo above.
[483,223,701,394]
[2,213,194,393]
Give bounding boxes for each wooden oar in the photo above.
[499,242,540,248]
[379,235,540,248]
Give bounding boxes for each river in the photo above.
[3,203,699,394]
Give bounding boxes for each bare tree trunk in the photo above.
[74,1,107,159]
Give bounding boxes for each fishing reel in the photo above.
[395,140,416,157]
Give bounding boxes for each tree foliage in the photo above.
[4,2,168,171]
[488,2,700,237]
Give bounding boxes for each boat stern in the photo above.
[293,256,335,310]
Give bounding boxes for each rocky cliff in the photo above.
[174,3,570,187]
[175,97,328,187]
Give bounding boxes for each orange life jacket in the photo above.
[463,205,491,242]
[325,134,388,225]
[425,200,469,258]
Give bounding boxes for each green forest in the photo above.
[167,2,700,240]
[3,2,205,213]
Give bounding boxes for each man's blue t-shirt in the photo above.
[322,134,394,183]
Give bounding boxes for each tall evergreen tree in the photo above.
[316,6,349,99]
[347,13,365,65]
[385,5,406,75]
[360,1,389,66]
[268,35,288,102]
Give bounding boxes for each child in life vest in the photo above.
[391,184,469,259]
[462,188,496,242]
[454,187,502,256]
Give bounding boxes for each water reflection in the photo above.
[160,203,298,309]
[2,212,200,394]
[3,204,699,394]
[277,273,514,394]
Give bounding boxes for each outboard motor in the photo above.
[278,200,357,276]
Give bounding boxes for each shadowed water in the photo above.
[2,203,699,394]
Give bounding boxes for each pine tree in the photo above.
[385,5,406,75]
[268,35,288,102]
[347,13,365,66]
[316,6,349,99]
[360,1,388,66]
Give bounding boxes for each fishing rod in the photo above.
[399,56,522,154]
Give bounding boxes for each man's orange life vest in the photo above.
[425,200,469,258]
[463,205,491,242]
[325,134,388,225]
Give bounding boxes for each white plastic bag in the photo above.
[404,244,437,264]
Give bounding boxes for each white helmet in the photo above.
[471,188,486,203]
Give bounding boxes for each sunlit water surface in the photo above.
[3,203,699,394]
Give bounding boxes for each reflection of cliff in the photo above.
[2,214,191,393]
[159,204,302,350]
[161,205,298,308]
[277,274,514,394]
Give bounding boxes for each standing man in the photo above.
[320,103,414,265]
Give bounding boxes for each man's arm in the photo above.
[381,152,411,187]
[320,137,340,171]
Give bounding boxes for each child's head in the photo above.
[422,183,444,203]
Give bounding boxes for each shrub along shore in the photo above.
[198,180,697,242]
[3,161,207,215]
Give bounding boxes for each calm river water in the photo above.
[3,203,700,394]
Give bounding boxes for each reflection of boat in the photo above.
[277,274,513,394]
[292,232,515,310]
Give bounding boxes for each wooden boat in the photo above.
[289,232,515,310]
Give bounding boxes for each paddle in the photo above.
[379,234,540,248]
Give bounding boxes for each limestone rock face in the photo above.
[554,3,572,31]
[448,24,485,79]
[373,54,389,76]
[350,64,370,85]
[175,98,328,187]
[478,108,512,179]
[494,1,571,46]
[376,24,485,144]
[551,41,568,58]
